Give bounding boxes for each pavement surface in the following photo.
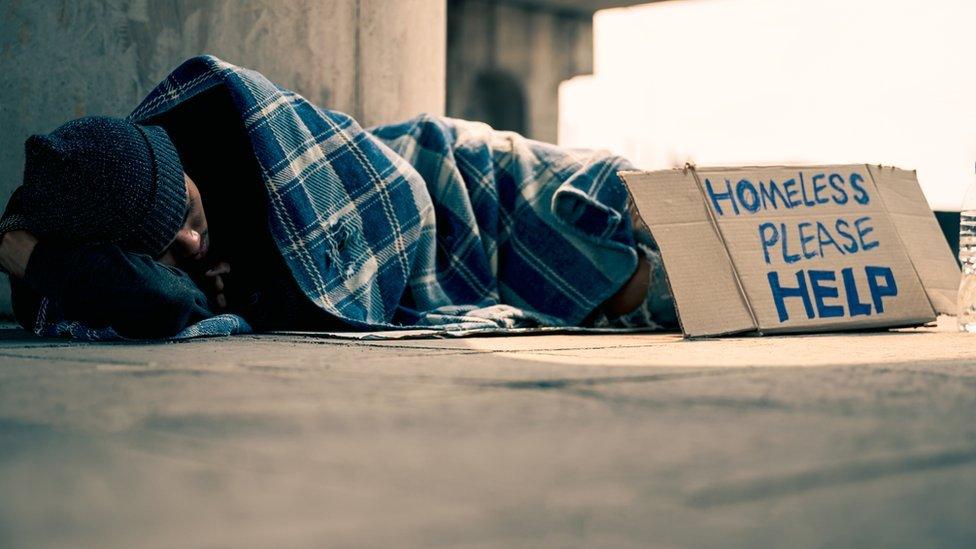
[1,318,974,548]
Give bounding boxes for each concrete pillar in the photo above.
[0,0,446,316]
[446,0,592,143]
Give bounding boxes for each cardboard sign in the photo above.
[620,165,960,337]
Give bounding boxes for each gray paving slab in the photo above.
[0,320,974,548]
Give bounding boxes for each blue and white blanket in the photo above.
[36,55,640,340]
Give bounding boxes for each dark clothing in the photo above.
[147,85,345,332]
[0,117,187,257]
[13,241,212,339]
[10,86,345,337]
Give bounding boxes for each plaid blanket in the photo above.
[36,55,639,339]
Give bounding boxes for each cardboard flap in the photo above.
[692,165,934,333]
[621,170,757,337]
[867,165,961,315]
[622,164,945,337]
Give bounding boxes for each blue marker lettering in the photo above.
[759,222,779,264]
[865,265,897,313]
[780,222,801,264]
[799,172,816,207]
[816,221,845,257]
[760,179,789,210]
[768,270,815,322]
[811,173,829,204]
[850,172,870,205]
[783,178,802,208]
[808,270,845,318]
[736,179,761,213]
[835,218,859,253]
[854,216,879,251]
[798,222,817,260]
[828,173,849,204]
[842,267,872,316]
[704,178,740,216]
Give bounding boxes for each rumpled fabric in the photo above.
[35,55,640,340]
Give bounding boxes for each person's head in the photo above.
[157,173,209,268]
[5,116,209,267]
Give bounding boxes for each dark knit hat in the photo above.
[0,116,186,257]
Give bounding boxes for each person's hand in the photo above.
[203,261,232,310]
[602,253,651,317]
[0,230,39,279]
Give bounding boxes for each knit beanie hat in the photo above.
[0,116,186,257]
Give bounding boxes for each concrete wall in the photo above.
[0,0,446,316]
[447,0,592,143]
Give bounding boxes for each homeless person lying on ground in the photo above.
[0,56,677,340]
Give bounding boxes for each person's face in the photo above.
[158,173,210,268]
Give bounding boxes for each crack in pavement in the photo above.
[471,368,757,389]
[566,386,790,411]
[0,351,153,366]
[686,446,976,507]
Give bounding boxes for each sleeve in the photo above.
[10,276,42,332]
[20,241,213,339]
[0,187,32,246]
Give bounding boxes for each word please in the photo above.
[705,171,870,217]
[759,216,879,265]
[767,266,897,322]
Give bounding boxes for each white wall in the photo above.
[559,0,975,210]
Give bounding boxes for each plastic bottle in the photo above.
[958,166,976,332]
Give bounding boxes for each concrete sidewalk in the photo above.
[1,319,974,548]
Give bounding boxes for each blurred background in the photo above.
[0,0,973,315]
[558,0,976,212]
